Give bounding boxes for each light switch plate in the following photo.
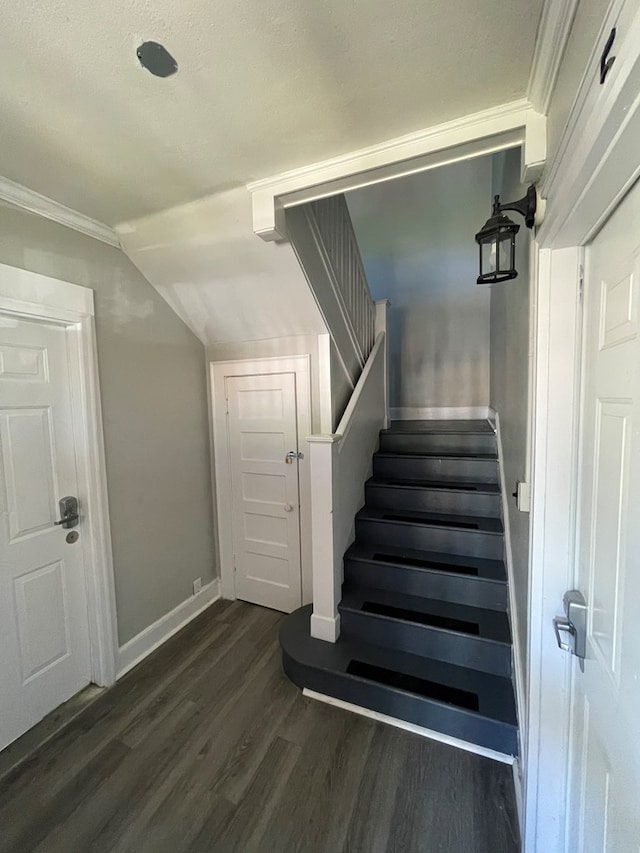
[516,481,531,513]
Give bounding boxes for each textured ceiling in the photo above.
[1,0,543,225]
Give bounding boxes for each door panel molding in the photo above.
[0,262,118,688]
[209,355,312,607]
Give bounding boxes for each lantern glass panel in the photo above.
[481,240,496,274]
[498,231,512,271]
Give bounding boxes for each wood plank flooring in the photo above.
[0,600,520,852]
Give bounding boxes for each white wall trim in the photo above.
[0,175,120,249]
[538,0,640,248]
[390,406,491,421]
[493,412,526,763]
[209,355,313,606]
[525,247,582,853]
[303,689,516,765]
[0,263,118,687]
[527,0,580,113]
[117,579,220,678]
[249,100,538,240]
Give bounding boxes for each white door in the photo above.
[226,372,303,612]
[565,180,640,851]
[0,315,91,752]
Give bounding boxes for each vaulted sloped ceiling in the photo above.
[2,0,543,226]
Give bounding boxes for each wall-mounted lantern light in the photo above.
[475,185,537,284]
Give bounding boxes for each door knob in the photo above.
[284,503,294,512]
[285,451,304,464]
[553,589,587,671]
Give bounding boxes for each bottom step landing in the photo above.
[280,606,518,760]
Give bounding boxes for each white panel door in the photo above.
[227,372,302,612]
[0,316,91,752]
[566,180,640,851]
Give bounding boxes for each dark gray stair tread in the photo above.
[384,420,494,434]
[367,477,501,494]
[280,606,516,727]
[344,542,507,582]
[340,586,511,644]
[356,506,503,535]
[375,450,498,460]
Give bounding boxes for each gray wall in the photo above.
[0,205,215,645]
[346,157,492,411]
[489,148,531,692]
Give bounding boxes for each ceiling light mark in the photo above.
[136,42,178,78]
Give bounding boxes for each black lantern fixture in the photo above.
[475,184,537,284]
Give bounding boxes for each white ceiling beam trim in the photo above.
[247,99,541,241]
[527,0,580,114]
[0,176,120,248]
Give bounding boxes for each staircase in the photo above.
[280,419,518,756]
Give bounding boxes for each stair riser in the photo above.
[343,561,508,611]
[340,609,511,677]
[355,519,504,560]
[380,433,496,456]
[373,456,499,484]
[365,484,501,517]
[283,652,518,755]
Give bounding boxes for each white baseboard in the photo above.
[390,406,491,421]
[493,412,526,762]
[303,689,515,764]
[117,578,221,678]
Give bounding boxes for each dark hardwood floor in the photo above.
[0,600,520,852]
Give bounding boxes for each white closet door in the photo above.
[227,372,303,612]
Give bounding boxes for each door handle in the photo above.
[55,495,79,529]
[283,503,294,512]
[553,589,587,671]
[285,451,304,464]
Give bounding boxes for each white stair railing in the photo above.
[308,195,376,364]
[286,194,376,387]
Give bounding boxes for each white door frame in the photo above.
[0,263,118,687]
[525,1,640,848]
[209,355,313,605]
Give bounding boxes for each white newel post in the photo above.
[375,300,390,429]
[308,434,341,642]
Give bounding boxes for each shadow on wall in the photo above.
[346,155,494,411]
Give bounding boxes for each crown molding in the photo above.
[527,0,580,113]
[0,176,120,248]
[248,99,534,240]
